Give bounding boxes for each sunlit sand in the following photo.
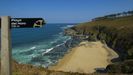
[49,41,118,73]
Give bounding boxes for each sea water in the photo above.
[11,23,76,67]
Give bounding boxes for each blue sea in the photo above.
[11,23,77,67]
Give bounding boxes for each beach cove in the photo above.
[49,41,119,73]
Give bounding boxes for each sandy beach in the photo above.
[49,41,118,73]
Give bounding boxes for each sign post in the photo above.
[0,16,45,75]
[1,16,11,75]
[0,18,45,28]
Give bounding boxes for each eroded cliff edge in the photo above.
[64,15,133,73]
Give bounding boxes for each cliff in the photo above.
[65,15,133,73]
[1,12,133,75]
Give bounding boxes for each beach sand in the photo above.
[49,41,118,73]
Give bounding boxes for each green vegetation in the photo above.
[1,11,133,75]
[66,12,133,73]
[92,10,133,21]
[0,60,93,75]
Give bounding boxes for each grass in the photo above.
[1,12,133,75]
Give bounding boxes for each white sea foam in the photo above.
[66,25,74,28]
[28,54,37,58]
[42,42,64,55]
[61,25,74,29]
[12,46,37,55]
[30,46,36,50]
[12,24,74,66]
[50,35,64,44]
[50,39,59,44]
[42,47,54,55]
[59,32,63,35]
[42,37,70,55]
[56,43,64,47]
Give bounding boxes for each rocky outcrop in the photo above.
[106,60,133,73]
[64,15,133,74]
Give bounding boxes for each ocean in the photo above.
[11,23,77,67]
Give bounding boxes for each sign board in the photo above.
[1,16,46,75]
[0,18,45,28]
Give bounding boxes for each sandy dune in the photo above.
[49,41,118,73]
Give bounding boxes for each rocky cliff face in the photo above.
[64,15,133,74]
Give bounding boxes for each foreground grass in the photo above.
[1,12,133,75]
[0,60,99,75]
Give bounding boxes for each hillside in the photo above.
[0,60,94,75]
[65,15,133,73]
[1,12,133,75]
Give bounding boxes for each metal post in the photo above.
[1,16,11,75]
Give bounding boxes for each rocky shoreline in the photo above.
[63,15,133,74]
[25,14,133,74]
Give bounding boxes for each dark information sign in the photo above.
[0,18,45,28]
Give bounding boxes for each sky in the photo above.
[0,0,133,23]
